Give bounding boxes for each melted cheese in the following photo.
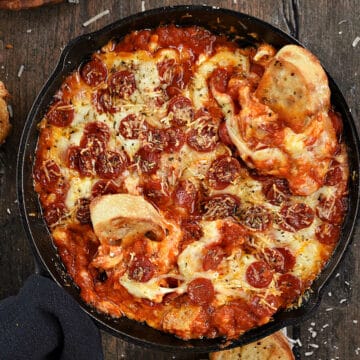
[34,28,349,341]
[65,176,94,209]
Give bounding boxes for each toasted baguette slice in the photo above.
[90,194,165,246]
[209,331,294,360]
[0,81,10,145]
[0,0,62,10]
[256,44,330,133]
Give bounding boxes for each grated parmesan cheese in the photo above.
[7,104,13,118]
[17,65,25,78]
[83,9,110,27]
[352,36,360,48]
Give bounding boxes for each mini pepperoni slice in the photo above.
[187,111,218,152]
[119,114,144,139]
[95,150,129,179]
[47,101,74,127]
[76,198,91,224]
[263,247,295,273]
[135,148,160,174]
[187,278,215,305]
[157,59,185,94]
[246,261,273,288]
[108,70,136,98]
[80,122,110,155]
[209,68,230,93]
[173,180,198,213]
[203,245,226,271]
[316,196,347,225]
[80,58,107,86]
[315,223,341,245]
[218,121,233,146]
[44,202,66,225]
[94,89,115,114]
[76,148,96,177]
[324,162,343,186]
[219,221,247,251]
[262,178,291,206]
[213,300,256,336]
[143,127,166,152]
[67,146,80,170]
[207,156,241,190]
[91,180,119,197]
[238,205,272,231]
[202,194,240,220]
[128,255,155,282]
[34,160,61,190]
[67,146,95,177]
[181,218,203,242]
[279,203,314,232]
[163,127,185,152]
[278,273,302,305]
[167,95,193,126]
[142,178,171,210]
[249,295,280,320]
[157,58,176,83]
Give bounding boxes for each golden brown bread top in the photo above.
[90,194,166,246]
[0,81,10,145]
[256,45,330,134]
[209,331,295,360]
[0,0,62,10]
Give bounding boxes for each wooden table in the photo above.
[0,0,359,359]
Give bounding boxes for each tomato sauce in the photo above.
[33,24,349,341]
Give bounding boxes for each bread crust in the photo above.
[0,81,10,145]
[0,0,62,10]
[90,194,166,246]
[209,331,295,360]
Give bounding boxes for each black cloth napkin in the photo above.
[0,274,103,360]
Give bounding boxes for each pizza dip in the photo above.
[33,25,349,340]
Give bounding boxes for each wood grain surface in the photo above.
[0,1,359,359]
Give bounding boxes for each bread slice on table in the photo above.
[0,81,10,145]
[209,331,295,360]
[0,0,63,10]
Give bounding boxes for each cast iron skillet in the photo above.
[17,5,360,353]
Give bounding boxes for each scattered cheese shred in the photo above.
[141,0,145,12]
[17,65,25,78]
[7,104,13,118]
[352,36,360,48]
[83,9,110,27]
